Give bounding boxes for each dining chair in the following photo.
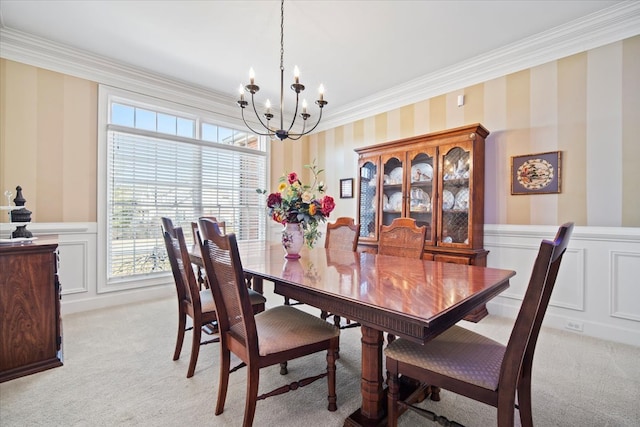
[384,222,574,427]
[191,216,226,244]
[198,217,340,427]
[321,217,360,329]
[378,217,427,343]
[161,217,266,378]
[190,217,226,289]
[378,217,427,259]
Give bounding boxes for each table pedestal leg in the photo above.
[345,326,385,426]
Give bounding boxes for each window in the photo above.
[99,86,267,291]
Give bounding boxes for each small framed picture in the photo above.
[511,151,562,195]
[340,178,354,199]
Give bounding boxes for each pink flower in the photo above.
[288,172,298,184]
[321,195,335,216]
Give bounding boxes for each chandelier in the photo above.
[237,0,327,141]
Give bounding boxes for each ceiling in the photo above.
[0,0,628,126]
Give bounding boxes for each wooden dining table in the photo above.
[191,241,515,427]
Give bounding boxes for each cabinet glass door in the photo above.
[381,155,404,226]
[439,145,471,245]
[358,161,378,239]
[408,151,435,244]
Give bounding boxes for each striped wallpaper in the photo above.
[0,59,98,223]
[1,36,638,227]
[272,35,640,227]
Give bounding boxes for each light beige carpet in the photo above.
[1,286,639,427]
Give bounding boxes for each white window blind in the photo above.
[106,126,266,281]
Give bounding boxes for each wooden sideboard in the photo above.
[0,236,63,382]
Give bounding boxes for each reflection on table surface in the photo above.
[237,241,514,325]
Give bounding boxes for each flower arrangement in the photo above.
[260,161,335,248]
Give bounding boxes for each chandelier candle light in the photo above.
[237,0,327,141]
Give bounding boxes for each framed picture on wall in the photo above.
[340,178,354,199]
[511,151,562,195]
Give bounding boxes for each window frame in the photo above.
[97,85,269,293]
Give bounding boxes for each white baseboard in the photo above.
[486,300,640,348]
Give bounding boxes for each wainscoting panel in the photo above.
[58,238,89,295]
[485,243,541,300]
[484,224,640,347]
[610,250,640,322]
[547,247,585,312]
[484,243,585,311]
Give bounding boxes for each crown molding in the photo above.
[1,1,639,135]
[318,1,640,132]
[0,26,251,129]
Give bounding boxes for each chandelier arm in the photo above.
[289,106,324,137]
[291,106,307,136]
[249,92,275,134]
[240,108,274,137]
[286,92,301,133]
[282,129,303,142]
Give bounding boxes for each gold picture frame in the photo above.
[511,151,562,195]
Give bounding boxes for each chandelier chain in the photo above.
[280,0,284,72]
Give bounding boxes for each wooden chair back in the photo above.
[325,217,359,252]
[161,216,177,238]
[161,218,200,309]
[322,217,360,328]
[501,222,573,394]
[191,216,226,244]
[378,218,426,259]
[161,217,222,378]
[198,218,257,356]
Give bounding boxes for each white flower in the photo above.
[301,191,313,203]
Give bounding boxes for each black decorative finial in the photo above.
[13,186,26,207]
[10,185,33,238]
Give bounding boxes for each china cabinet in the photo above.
[0,236,63,382]
[355,123,490,320]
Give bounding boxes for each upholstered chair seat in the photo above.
[385,325,505,390]
[255,305,340,356]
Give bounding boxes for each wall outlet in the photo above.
[565,320,584,332]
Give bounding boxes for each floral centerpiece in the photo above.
[260,161,335,252]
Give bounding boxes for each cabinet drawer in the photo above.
[433,254,471,265]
